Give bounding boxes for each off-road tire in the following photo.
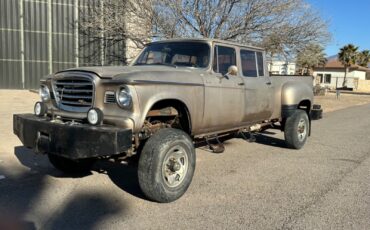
[284,109,309,149]
[48,154,94,174]
[138,128,196,203]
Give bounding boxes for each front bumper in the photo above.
[13,114,132,160]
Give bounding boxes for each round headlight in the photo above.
[34,101,47,116]
[87,108,103,125]
[39,85,50,101]
[117,87,132,108]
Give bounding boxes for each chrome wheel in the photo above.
[162,145,189,188]
[297,118,307,142]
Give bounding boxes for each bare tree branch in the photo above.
[77,0,330,65]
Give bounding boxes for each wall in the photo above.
[313,69,367,89]
[0,0,84,89]
[124,1,151,63]
[0,0,145,89]
[357,80,370,92]
[353,70,366,80]
[268,61,296,75]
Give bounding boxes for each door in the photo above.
[201,45,245,132]
[240,49,274,122]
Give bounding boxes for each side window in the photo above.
[137,51,164,64]
[213,46,236,75]
[241,50,257,77]
[256,52,264,76]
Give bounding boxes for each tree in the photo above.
[153,0,330,54]
[296,43,326,75]
[78,0,330,65]
[338,44,359,87]
[357,50,370,67]
[78,0,154,65]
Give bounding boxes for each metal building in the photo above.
[0,0,126,89]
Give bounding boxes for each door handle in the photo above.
[266,82,272,85]
[238,82,245,86]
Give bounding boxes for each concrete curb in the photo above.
[328,90,370,96]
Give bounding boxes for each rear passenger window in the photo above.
[213,46,236,75]
[241,50,257,77]
[256,52,264,76]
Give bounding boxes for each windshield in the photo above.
[134,42,210,68]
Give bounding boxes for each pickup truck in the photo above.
[14,38,314,203]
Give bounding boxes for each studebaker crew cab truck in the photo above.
[14,38,313,203]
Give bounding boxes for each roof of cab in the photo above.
[148,38,265,51]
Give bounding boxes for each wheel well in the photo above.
[280,100,311,132]
[298,100,311,115]
[145,99,192,135]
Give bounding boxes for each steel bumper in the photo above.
[13,114,132,160]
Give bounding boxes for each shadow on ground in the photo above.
[45,191,123,230]
[14,146,146,200]
[95,160,146,200]
[0,147,134,229]
[253,133,288,149]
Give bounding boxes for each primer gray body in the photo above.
[41,38,314,137]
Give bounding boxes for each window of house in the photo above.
[324,74,331,83]
[317,74,323,83]
[213,46,236,75]
[241,50,257,77]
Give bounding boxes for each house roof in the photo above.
[315,59,370,72]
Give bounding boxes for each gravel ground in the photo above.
[314,92,370,113]
[0,90,370,230]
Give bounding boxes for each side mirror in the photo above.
[217,65,238,80]
[227,65,238,76]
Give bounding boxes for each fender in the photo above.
[281,81,313,118]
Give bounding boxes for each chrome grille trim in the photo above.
[104,91,116,104]
[52,74,95,113]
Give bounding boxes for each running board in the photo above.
[205,135,225,153]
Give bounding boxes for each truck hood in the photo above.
[57,65,204,79]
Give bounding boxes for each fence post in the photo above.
[100,0,105,66]
[47,0,52,74]
[75,0,79,67]
[19,0,25,89]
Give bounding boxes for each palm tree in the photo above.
[357,50,370,67]
[338,44,358,87]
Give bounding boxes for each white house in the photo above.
[268,60,296,75]
[313,59,370,89]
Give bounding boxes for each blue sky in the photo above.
[307,0,370,56]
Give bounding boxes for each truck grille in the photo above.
[54,78,94,111]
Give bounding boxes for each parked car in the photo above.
[14,38,313,202]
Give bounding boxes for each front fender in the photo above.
[132,84,204,134]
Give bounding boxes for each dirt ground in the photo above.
[314,92,370,113]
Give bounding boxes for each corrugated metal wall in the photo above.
[0,0,117,89]
[0,0,22,88]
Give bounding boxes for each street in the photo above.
[0,91,369,229]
